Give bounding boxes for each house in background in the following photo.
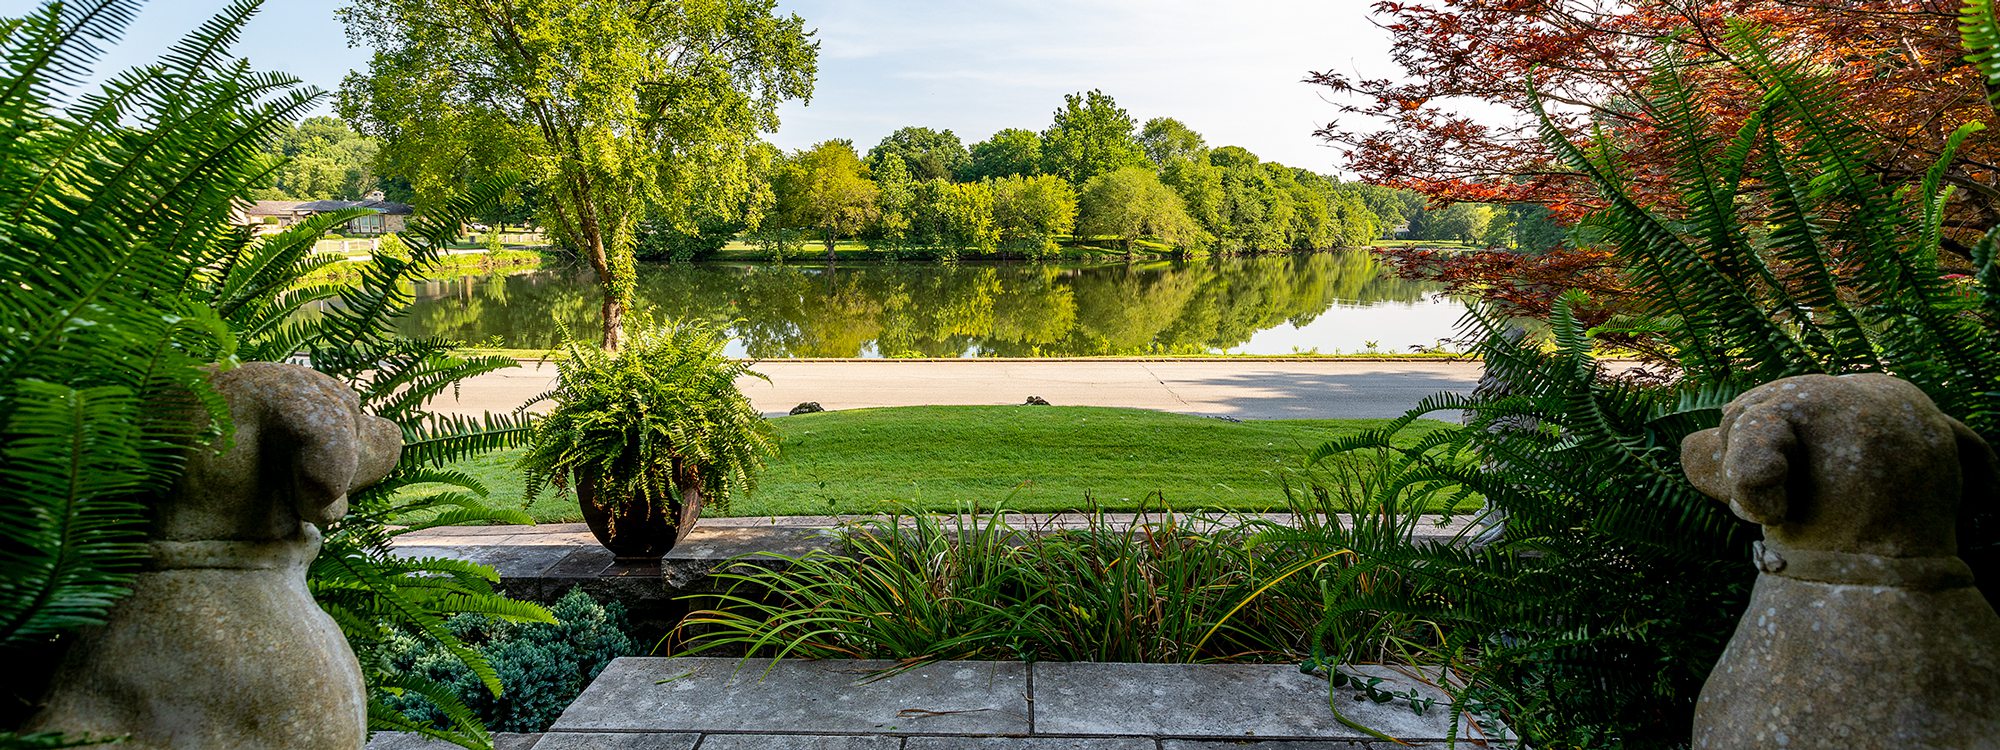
[233,191,414,236]
[235,200,309,235]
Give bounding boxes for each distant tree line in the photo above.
[248,117,382,202]
[688,90,1427,261]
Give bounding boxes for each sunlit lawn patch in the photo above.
[418,405,1458,522]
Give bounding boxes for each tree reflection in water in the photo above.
[384,251,1457,357]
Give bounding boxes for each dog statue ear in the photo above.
[264,373,364,528]
[1684,404,1795,525]
[1952,417,1998,523]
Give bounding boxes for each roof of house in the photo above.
[241,200,306,217]
[294,199,415,216]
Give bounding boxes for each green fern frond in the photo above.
[1964,0,2000,103]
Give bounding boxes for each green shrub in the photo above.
[1295,22,2000,747]
[378,588,637,733]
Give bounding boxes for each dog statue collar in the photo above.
[1752,539,1975,591]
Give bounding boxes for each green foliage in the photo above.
[775,140,879,258]
[676,507,1337,665]
[1041,89,1149,185]
[990,174,1078,257]
[1299,301,1751,747]
[634,212,742,263]
[398,249,1435,357]
[0,2,546,747]
[1140,116,1208,167]
[521,318,776,518]
[1476,203,1567,252]
[1963,0,2000,103]
[0,0,293,654]
[376,588,638,733]
[281,177,549,750]
[251,116,379,201]
[339,0,818,346]
[865,155,917,255]
[1300,24,2000,746]
[865,126,969,183]
[1078,167,1202,250]
[907,179,999,259]
[1415,203,1494,245]
[963,127,1043,180]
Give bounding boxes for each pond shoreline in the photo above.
[463,350,1479,363]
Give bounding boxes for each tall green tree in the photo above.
[865,126,968,183]
[1041,90,1147,185]
[1077,167,1200,253]
[1139,117,1207,168]
[1159,157,1225,240]
[990,174,1078,257]
[338,0,817,349]
[963,128,1042,180]
[255,116,380,200]
[910,180,998,257]
[776,140,879,260]
[1424,202,1494,244]
[868,156,917,254]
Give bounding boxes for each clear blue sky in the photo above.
[2,0,1397,173]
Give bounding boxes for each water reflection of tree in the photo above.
[393,251,1439,357]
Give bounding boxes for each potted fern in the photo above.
[522,319,775,561]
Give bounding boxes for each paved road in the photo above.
[434,359,1482,421]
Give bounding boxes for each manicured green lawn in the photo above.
[419,405,1455,523]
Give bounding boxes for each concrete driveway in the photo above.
[434,359,1482,421]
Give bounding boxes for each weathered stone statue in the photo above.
[28,363,401,749]
[1681,373,2000,749]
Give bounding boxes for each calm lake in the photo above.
[395,250,1466,358]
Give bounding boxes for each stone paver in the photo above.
[367,734,541,750]
[433,360,1484,421]
[528,734,696,750]
[1161,743,1386,749]
[551,658,1031,736]
[696,735,902,750]
[904,740,1155,750]
[1033,663,1477,743]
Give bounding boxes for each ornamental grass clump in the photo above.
[669,504,1350,665]
[520,319,775,543]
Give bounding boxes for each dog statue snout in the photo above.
[28,362,399,749]
[1683,373,2000,750]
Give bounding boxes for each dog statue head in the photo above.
[156,362,401,543]
[1682,373,1997,559]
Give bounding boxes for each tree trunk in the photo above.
[568,175,624,351]
[600,289,625,351]
[823,230,837,263]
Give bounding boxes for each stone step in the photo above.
[531,657,1505,746]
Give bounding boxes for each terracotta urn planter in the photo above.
[575,464,706,562]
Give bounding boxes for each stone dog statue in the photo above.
[1681,373,2000,749]
[28,363,401,749]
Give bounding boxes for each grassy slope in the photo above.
[433,405,1455,523]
